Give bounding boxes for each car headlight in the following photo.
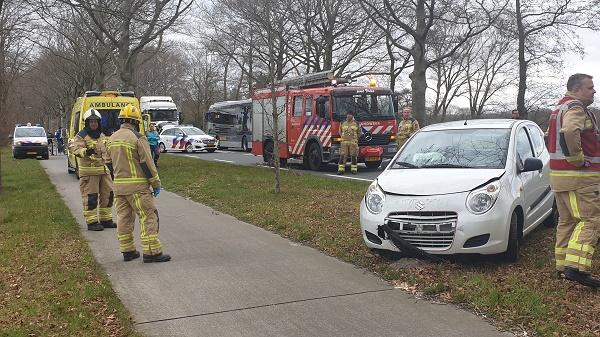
[365,180,386,214]
[466,180,501,214]
[15,141,22,146]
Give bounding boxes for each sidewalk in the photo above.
[41,156,512,337]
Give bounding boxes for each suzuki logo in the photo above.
[415,201,425,210]
[364,132,373,142]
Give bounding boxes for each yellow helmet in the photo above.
[118,104,142,123]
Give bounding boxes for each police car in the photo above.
[11,123,50,159]
[158,125,217,153]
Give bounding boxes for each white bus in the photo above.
[206,99,252,152]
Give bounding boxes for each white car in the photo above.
[11,123,49,159]
[360,119,557,261]
[158,125,217,153]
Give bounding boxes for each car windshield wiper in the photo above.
[393,161,418,168]
[419,163,472,168]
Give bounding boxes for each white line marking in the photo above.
[213,159,235,164]
[324,174,373,182]
[184,154,196,158]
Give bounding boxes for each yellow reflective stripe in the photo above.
[133,193,150,253]
[565,254,592,267]
[568,242,594,253]
[79,166,106,173]
[113,177,148,184]
[569,192,580,218]
[550,171,600,177]
[78,148,87,157]
[118,234,134,240]
[565,151,584,164]
[148,175,160,183]
[126,148,137,177]
[107,141,136,150]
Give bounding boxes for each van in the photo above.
[11,123,49,160]
[67,90,151,177]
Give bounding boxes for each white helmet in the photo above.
[83,108,102,121]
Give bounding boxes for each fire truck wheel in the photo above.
[365,160,382,170]
[263,141,274,164]
[306,143,323,171]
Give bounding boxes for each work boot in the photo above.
[122,250,140,262]
[337,170,344,175]
[351,170,357,175]
[87,222,104,231]
[563,268,600,288]
[143,252,171,263]
[101,220,117,228]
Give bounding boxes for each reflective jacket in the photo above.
[397,117,419,146]
[105,124,160,195]
[548,92,600,191]
[68,131,109,177]
[340,120,360,144]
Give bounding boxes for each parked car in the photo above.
[11,123,49,160]
[360,119,557,261]
[158,125,217,153]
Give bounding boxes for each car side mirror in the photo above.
[520,157,543,173]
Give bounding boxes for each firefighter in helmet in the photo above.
[396,106,420,148]
[338,111,360,175]
[105,104,170,263]
[68,108,116,231]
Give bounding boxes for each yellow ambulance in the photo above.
[67,90,151,177]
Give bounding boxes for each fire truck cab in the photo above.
[251,72,398,170]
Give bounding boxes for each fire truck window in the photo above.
[305,97,313,116]
[293,96,303,116]
[316,96,329,118]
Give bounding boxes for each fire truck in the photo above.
[251,71,399,170]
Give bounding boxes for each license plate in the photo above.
[27,151,37,155]
[366,156,380,161]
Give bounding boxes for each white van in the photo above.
[11,123,49,159]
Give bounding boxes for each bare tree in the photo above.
[359,0,506,126]
[513,0,598,119]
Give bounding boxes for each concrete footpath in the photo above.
[41,156,512,337]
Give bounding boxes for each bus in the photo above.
[206,99,252,152]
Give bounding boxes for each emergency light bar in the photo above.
[277,71,351,89]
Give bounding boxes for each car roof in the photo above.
[421,119,524,131]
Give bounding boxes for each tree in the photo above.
[513,0,597,119]
[359,0,505,126]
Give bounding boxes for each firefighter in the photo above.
[548,73,600,287]
[105,104,171,263]
[396,106,420,148]
[338,111,360,175]
[68,109,116,231]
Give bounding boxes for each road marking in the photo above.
[184,155,196,158]
[214,159,235,164]
[257,165,289,171]
[324,174,373,182]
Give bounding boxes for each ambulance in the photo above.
[67,90,150,177]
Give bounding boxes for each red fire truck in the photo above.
[251,71,399,170]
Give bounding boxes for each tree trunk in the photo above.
[410,61,427,127]
[515,0,527,119]
[223,57,229,100]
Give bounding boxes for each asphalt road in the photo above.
[167,148,388,182]
[41,155,512,337]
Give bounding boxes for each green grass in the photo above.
[0,150,142,337]
[160,154,600,337]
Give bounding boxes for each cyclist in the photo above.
[54,127,64,154]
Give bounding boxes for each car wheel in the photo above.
[306,143,323,171]
[365,160,382,169]
[263,140,273,164]
[42,152,49,160]
[159,143,166,153]
[543,199,559,228]
[502,211,520,262]
[184,143,193,153]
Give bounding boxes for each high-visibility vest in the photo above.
[340,120,359,144]
[548,95,600,173]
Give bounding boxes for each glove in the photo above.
[85,148,96,156]
[153,187,161,197]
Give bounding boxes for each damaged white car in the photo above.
[360,119,558,261]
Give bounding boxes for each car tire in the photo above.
[159,143,166,153]
[184,143,193,153]
[502,211,520,262]
[306,142,323,171]
[543,199,559,228]
[365,160,382,169]
[42,153,49,160]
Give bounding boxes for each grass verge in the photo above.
[0,150,142,337]
[160,154,600,337]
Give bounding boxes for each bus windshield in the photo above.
[333,93,395,121]
[150,109,178,121]
[207,112,237,125]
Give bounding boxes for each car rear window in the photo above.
[392,128,511,169]
[15,128,45,137]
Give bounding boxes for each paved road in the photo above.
[41,155,512,337]
[168,149,388,182]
